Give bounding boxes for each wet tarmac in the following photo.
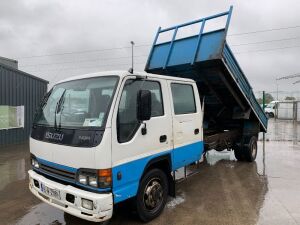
[0,119,300,225]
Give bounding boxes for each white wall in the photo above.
[297,102,300,122]
[277,102,294,120]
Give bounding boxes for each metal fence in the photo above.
[275,101,299,122]
[254,91,300,122]
[254,91,300,102]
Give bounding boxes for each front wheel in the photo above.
[136,168,169,222]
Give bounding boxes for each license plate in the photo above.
[40,183,61,200]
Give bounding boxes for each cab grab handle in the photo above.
[160,135,167,143]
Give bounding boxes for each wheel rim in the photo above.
[251,143,257,158]
[143,178,164,211]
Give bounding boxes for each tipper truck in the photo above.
[28,7,268,223]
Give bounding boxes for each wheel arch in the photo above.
[141,153,175,197]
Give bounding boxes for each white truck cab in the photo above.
[29,71,204,222]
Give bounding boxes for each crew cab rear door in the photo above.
[167,80,204,170]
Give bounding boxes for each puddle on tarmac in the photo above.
[0,143,28,191]
[0,158,26,191]
[166,192,185,209]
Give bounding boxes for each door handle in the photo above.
[160,135,167,143]
[194,128,199,135]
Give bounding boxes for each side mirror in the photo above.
[137,90,152,121]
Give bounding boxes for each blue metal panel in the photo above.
[191,20,206,64]
[195,30,225,61]
[164,27,178,69]
[168,36,199,67]
[223,44,268,129]
[146,7,232,71]
[145,6,268,132]
[150,30,226,69]
[149,43,170,69]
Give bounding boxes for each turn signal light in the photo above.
[98,168,112,177]
[98,169,112,188]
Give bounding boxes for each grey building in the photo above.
[0,56,18,69]
[0,57,48,145]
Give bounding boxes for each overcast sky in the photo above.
[1,0,300,99]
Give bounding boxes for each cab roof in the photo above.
[56,70,194,85]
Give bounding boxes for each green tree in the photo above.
[256,93,274,105]
[284,96,295,100]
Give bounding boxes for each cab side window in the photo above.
[117,79,164,143]
[171,83,196,115]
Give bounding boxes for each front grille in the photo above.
[39,163,76,182]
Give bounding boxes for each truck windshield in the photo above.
[34,76,119,129]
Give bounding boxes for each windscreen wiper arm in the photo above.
[32,89,53,128]
[41,89,53,109]
[58,94,66,130]
[54,90,66,130]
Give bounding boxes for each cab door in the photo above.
[111,76,172,203]
[167,81,204,170]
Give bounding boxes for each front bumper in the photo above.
[28,170,113,222]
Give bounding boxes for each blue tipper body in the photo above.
[145,6,268,132]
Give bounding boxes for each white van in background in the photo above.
[264,101,279,117]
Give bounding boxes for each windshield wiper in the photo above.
[41,89,53,109]
[54,90,66,131]
[58,94,66,130]
[32,89,53,128]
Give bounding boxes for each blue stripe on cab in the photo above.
[112,150,171,204]
[112,141,204,204]
[37,157,77,173]
[172,141,204,170]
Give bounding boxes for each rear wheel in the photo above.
[234,136,258,162]
[234,146,244,161]
[243,136,258,162]
[136,168,169,222]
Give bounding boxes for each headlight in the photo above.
[88,176,97,187]
[31,157,39,169]
[77,168,112,189]
[78,174,87,185]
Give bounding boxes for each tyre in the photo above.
[269,112,274,118]
[243,136,258,162]
[234,136,258,162]
[136,168,169,222]
[234,145,244,161]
